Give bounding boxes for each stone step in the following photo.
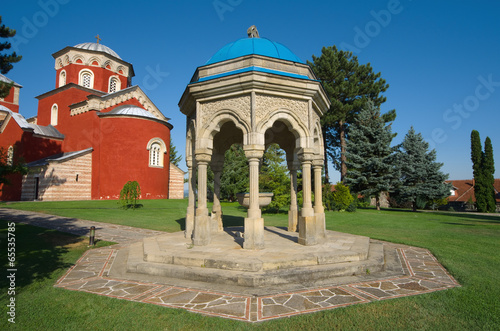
[126,239,389,288]
[139,228,371,273]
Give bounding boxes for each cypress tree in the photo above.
[471,130,489,212]
[344,100,396,210]
[483,137,496,212]
[394,127,451,212]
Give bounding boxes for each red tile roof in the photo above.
[446,179,500,203]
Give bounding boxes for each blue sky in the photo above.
[2,0,499,182]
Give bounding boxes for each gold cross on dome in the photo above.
[95,34,101,44]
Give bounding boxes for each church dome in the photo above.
[105,105,156,119]
[74,42,121,59]
[205,37,303,65]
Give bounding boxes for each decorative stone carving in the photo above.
[247,25,259,38]
[199,95,251,128]
[255,94,308,126]
[70,87,166,121]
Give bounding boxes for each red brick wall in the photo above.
[169,163,185,199]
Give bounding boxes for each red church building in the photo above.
[0,41,181,201]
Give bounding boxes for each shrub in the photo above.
[119,181,142,209]
[356,196,371,208]
[346,201,357,212]
[332,182,354,211]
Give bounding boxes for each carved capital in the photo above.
[297,148,315,163]
[195,149,212,164]
[243,145,265,160]
[312,158,324,168]
[287,160,301,172]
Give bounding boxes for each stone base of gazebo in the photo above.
[116,227,404,290]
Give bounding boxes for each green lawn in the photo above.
[1,199,499,330]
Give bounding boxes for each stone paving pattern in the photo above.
[55,245,460,322]
[1,208,460,322]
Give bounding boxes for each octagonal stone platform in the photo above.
[115,227,404,292]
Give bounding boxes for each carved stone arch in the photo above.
[64,55,70,65]
[103,59,113,69]
[56,58,63,69]
[72,54,84,64]
[186,119,196,162]
[257,109,310,149]
[199,109,251,138]
[313,120,324,157]
[88,56,101,66]
[198,111,250,150]
[116,65,126,75]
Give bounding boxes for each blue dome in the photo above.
[206,38,304,65]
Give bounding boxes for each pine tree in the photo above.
[344,100,396,210]
[308,46,394,181]
[483,137,496,212]
[394,127,451,212]
[259,143,290,213]
[0,16,22,98]
[220,144,249,201]
[169,140,182,167]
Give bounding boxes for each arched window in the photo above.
[147,138,166,168]
[59,70,66,87]
[79,69,94,88]
[51,104,58,126]
[108,77,120,93]
[7,146,13,166]
[150,142,161,166]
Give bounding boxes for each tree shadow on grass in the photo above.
[175,218,186,231]
[223,214,244,227]
[0,221,83,290]
[376,208,500,224]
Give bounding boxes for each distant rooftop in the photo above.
[0,73,22,88]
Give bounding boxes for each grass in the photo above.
[1,199,499,330]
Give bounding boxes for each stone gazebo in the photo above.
[179,28,330,249]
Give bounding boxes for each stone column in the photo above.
[298,149,318,245]
[185,157,195,239]
[243,146,265,249]
[193,150,212,246]
[210,154,224,233]
[313,159,326,238]
[287,161,299,232]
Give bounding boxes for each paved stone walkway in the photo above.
[0,208,164,244]
[54,241,460,322]
[1,208,460,322]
